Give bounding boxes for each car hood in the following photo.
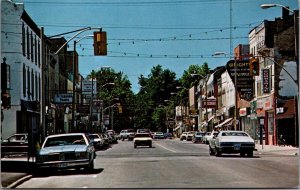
[219,136,254,143]
[39,145,88,155]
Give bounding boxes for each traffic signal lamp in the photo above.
[117,103,123,114]
[93,31,107,56]
[1,92,11,109]
[249,58,259,76]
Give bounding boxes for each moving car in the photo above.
[164,133,173,139]
[192,132,205,143]
[209,130,255,157]
[106,130,118,143]
[180,132,188,141]
[134,133,152,148]
[120,129,136,141]
[36,133,96,171]
[153,132,165,139]
[1,133,28,156]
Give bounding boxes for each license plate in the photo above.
[234,144,241,150]
[57,163,67,168]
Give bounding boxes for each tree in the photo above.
[134,65,179,132]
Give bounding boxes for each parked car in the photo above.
[88,133,104,150]
[180,132,188,141]
[1,133,28,156]
[133,133,152,148]
[106,130,118,143]
[203,131,219,144]
[209,130,255,157]
[120,129,136,141]
[186,131,195,141]
[192,132,205,143]
[153,132,165,139]
[36,133,96,171]
[164,133,173,139]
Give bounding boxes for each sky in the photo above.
[17,0,299,93]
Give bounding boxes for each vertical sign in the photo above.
[262,69,270,93]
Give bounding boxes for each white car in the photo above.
[209,130,255,157]
[134,133,152,148]
[203,131,218,144]
[186,131,195,141]
[180,132,188,141]
[153,132,165,139]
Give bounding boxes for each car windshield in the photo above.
[222,132,249,137]
[128,129,135,133]
[135,133,151,138]
[88,134,99,140]
[44,135,86,147]
[195,132,202,135]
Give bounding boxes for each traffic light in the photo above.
[118,104,123,114]
[249,58,259,76]
[93,31,107,56]
[1,92,11,109]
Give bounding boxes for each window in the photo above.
[27,67,30,98]
[22,23,25,56]
[27,28,30,59]
[35,72,38,99]
[23,64,26,97]
[31,31,34,62]
[35,36,37,64]
[31,69,34,100]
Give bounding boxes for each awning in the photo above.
[207,115,214,122]
[276,99,295,119]
[174,126,181,131]
[215,118,232,128]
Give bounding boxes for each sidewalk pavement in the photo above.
[1,144,299,188]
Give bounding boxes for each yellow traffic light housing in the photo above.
[249,58,259,76]
[93,31,107,56]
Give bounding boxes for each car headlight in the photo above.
[75,152,88,159]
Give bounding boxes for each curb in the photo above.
[6,175,32,189]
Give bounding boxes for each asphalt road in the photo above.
[17,139,299,188]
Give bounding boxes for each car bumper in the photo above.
[218,145,255,153]
[134,140,152,146]
[36,159,90,169]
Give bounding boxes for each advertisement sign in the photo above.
[262,69,270,93]
[226,60,254,101]
[203,99,216,108]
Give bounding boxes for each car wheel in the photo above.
[247,151,253,157]
[209,146,215,156]
[149,143,152,148]
[122,137,124,141]
[134,144,137,148]
[240,152,246,157]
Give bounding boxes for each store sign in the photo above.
[226,60,254,101]
[239,108,247,116]
[54,93,73,104]
[262,69,270,93]
[82,80,97,95]
[203,99,216,108]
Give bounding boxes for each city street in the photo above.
[17,139,299,189]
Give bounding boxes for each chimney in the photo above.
[282,7,290,19]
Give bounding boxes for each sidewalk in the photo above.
[1,144,299,188]
[255,143,299,156]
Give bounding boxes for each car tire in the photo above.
[247,151,253,157]
[134,144,137,148]
[149,143,152,148]
[122,136,124,141]
[240,152,246,157]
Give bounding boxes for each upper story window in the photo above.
[22,23,25,56]
[31,31,34,62]
[23,64,26,97]
[26,27,30,60]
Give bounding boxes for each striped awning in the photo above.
[215,118,232,128]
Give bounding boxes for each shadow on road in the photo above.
[32,168,104,177]
[1,160,34,173]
